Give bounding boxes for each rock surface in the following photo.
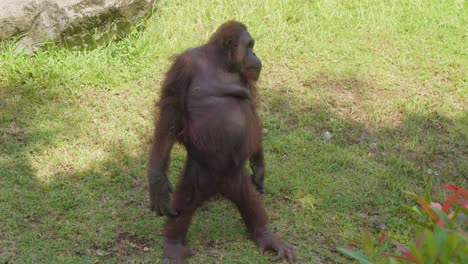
[0,0,156,52]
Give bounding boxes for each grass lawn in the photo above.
[0,0,466,263]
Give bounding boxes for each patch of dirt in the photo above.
[200,239,238,263]
[305,74,371,100]
[0,123,29,143]
[115,231,153,256]
[205,239,231,249]
[26,212,41,225]
[304,73,400,127]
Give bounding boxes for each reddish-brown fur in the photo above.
[148,21,295,263]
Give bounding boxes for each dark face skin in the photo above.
[236,30,262,80]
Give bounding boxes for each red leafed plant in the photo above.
[338,185,467,263]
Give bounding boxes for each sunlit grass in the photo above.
[0,0,466,263]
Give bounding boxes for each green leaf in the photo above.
[410,192,439,222]
[408,243,424,264]
[362,229,376,257]
[447,232,459,253]
[337,248,374,264]
[386,258,401,264]
[423,229,436,261]
[406,205,424,218]
[439,236,451,263]
[424,175,433,202]
[433,226,448,256]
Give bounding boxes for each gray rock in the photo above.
[0,0,156,52]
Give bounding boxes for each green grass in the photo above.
[0,0,466,263]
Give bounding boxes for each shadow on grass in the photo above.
[1,125,159,262]
[1,72,466,263]
[259,73,466,262]
[0,76,161,262]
